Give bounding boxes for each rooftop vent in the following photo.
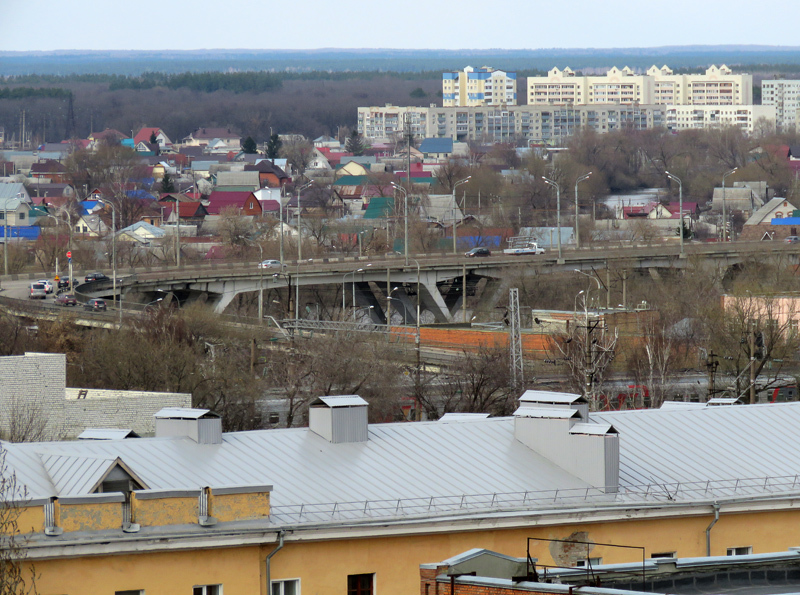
[309,395,368,443]
[154,408,222,445]
[78,428,140,440]
[514,390,618,493]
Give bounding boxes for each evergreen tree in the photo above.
[241,136,258,154]
[149,131,158,144]
[161,172,175,194]
[345,130,368,156]
[266,134,282,160]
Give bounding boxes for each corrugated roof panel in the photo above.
[155,407,213,419]
[570,422,616,435]
[312,396,368,408]
[519,390,584,404]
[513,406,578,419]
[78,429,139,440]
[40,453,116,495]
[438,413,491,422]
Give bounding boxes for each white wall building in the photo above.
[665,104,776,134]
[762,79,800,131]
[357,104,431,144]
[443,66,517,107]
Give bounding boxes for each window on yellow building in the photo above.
[115,591,144,595]
[194,586,222,595]
[727,546,752,556]
[272,579,300,595]
[347,574,374,595]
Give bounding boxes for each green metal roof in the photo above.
[333,175,369,186]
[363,196,394,219]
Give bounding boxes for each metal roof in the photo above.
[154,407,217,419]
[512,406,579,419]
[519,390,584,404]
[570,422,616,435]
[311,395,368,408]
[438,413,491,422]
[78,429,140,440]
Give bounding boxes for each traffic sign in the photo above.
[66,251,72,258]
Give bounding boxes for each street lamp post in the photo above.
[665,171,684,255]
[574,172,592,250]
[342,264,371,319]
[295,258,312,324]
[96,198,118,313]
[542,176,562,260]
[248,240,264,320]
[391,182,409,265]
[452,177,471,255]
[722,167,738,242]
[296,182,313,261]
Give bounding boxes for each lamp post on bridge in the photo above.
[574,172,592,250]
[390,182,409,266]
[722,167,738,242]
[295,182,313,261]
[665,171,684,256]
[542,176,562,261]
[452,177,471,255]
[95,198,118,318]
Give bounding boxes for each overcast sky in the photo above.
[1,0,796,52]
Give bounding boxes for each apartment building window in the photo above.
[727,546,752,556]
[194,586,222,595]
[347,574,374,595]
[115,591,144,595]
[651,552,676,559]
[576,557,602,568]
[272,579,300,595]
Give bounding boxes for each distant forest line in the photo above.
[3,48,800,149]
[4,47,800,76]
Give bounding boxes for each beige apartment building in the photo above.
[442,66,517,107]
[527,64,752,106]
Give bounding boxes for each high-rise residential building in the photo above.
[527,65,752,106]
[442,66,517,107]
[665,104,775,134]
[357,105,431,144]
[762,79,800,131]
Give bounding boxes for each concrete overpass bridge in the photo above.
[76,240,799,326]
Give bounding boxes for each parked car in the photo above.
[55,294,78,307]
[83,298,107,312]
[258,259,284,269]
[29,283,47,299]
[786,236,800,244]
[37,279,54,294]
[465,247,491,258]
[84,272,109,283]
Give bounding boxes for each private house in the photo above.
[0,184,33,226]
[216,171,261,190]
[336,160,371,178]
[88,128,129,149]
[29,159,68,184]
[163,201,208,227]
[419,137,455,160]
[739,197,799,241]
[133,127,172,151]
[182,127,241,148]
[205,190,262,217]
[245,160,292,187]
[9,393,800,595]
[116,221,166,246]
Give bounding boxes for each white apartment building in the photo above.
[527,64,752,106]
[357,105,431,144]
[442,66,517,107]
[666,104,776,134]
[425,104,666,144]
[762,79,800,131]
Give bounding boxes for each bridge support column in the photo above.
[419,276,452,323]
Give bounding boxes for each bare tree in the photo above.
[0,444,38,595]
[437,345,516,416]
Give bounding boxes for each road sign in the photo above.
[66,251,72,258]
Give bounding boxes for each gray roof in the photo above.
[7,401,800,519]
[78,429,140,440]
[744,197,797,225]
[215,171,260,188]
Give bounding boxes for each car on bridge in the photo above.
[258,259,285,269]
[465,247,491,257]
[37,279,54,294]
[83,298,107,312]
[58,277,76,290]
[84,272,109,283]
[55,294,78,307]
[29,283,47,299]
[786,236,800,244]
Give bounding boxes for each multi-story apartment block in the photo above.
[528,64,752,106]
[442,66,517,107]
[666,104,775,134]
[357,105,431,144]
[425,104,666,144]
[762,79,800,131]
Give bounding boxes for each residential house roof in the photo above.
[745,197,797,226]
[419,138,454,154]
[205,190,259,215]
[216,171,261,188]
[363,196,395,219]
[30,160,66,175]
[117,221,165,239]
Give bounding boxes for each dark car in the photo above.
[57,277,76,289]
[55,294,78,307]
[84,272,109,283]
[465,247,491,257]
[83,298,107,312]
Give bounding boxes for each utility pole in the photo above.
[509,288,523,388]
[749,325,757,404]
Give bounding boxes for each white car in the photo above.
[37,279,54,294]
[258,260,284,270]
